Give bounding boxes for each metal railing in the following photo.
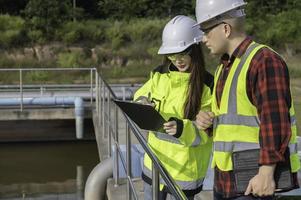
[96,71,188,199]
[0,68,141,108]
[0,67,187,199]
[0,68,96,111]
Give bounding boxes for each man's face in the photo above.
[200,20,228,55]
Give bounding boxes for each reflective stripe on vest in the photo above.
[214,141,297,155]
[143,165,204,190]
[214,114,296,128]
[214,141,260,152]
[291,116,296,126]
[213,114,259,128]
[153,123,201,147]
[226,43,260,113]
[289,143,298,154]
[154,132,182,145]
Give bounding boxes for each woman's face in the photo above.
[167,50,192,72]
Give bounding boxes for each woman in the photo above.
[134,15,213,199]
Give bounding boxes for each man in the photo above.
[194,0,300,199]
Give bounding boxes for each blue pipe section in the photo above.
[0,97,84,139]
[0,97,80,106]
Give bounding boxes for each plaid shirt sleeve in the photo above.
[247,47,292,165]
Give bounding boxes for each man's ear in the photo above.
[224,23,232,38]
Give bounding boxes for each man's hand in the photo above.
[195,111,214,130]
[163,121,177,136]
[244,165,276,197]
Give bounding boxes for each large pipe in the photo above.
[85,158,113,200]
[0,97,84,139]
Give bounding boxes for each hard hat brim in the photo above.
[158,45,190,55]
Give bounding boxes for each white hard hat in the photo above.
[158,15,203,55]
[195,0,247,25]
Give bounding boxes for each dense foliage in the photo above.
[1,0,300,19]
[0,0,299,48]
[0,0,299,76]
[22,0,73,41]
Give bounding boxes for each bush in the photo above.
[246,9,301,48]
[56,18,166,50]
[105,21,130,49]
[125,18,166,42]
[0,15,27,47]
[27,29,44,44]
[57,52,82,68]
[25,71,49,82]
[58,20,108,44]
[267,9,301,45]
[57,51,95,68]
[0,14,24,31]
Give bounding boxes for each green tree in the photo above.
[22,0,73,41]
[97,0,194,19]
[246,0,301,16]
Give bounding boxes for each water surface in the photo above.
[0,141,99,199]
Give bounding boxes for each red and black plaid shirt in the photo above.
[214,37,299,198]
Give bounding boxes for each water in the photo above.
[0,141,99,199]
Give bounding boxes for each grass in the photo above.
[285,53,301,79]
[100,60,160,81]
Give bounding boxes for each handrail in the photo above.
[96,71,187,200]
[0,68,97,111]
[0,68,138,108]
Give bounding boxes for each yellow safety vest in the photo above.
[211,42,300,172]
[134,64,213,190]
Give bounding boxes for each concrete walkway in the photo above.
[106,178,214,200]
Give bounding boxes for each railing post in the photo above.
[114,103,119,186]
[90,69,93,105]
[99,79,102,124]
[108,92,112,156]
[19,69,23,112]
[122,87,126,100]
[152,164,160,200]
[126,121,132,200]
[102,87,106,140]
[40,86,43,96]
[95,72,99,115]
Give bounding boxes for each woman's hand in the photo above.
[135,96,155,107]
[195,111,214,130]
[163,121,177,135]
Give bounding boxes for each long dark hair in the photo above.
[163,43,206,120]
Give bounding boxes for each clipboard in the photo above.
[113,99,166,132]
[232,148,294,194]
